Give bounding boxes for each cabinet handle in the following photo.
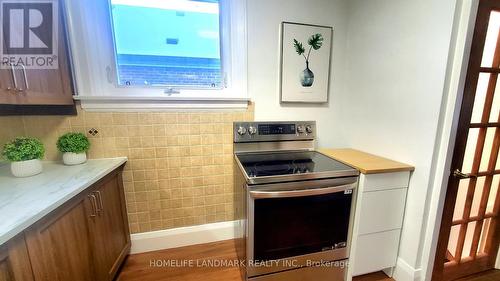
[7,63,17,91]
[94,191,103,215]
[19,64,28,91]
[88,194,98,217]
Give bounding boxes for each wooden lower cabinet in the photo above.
[0,235,34,281]
[86,174,131,281]
[25,200,95,281]
[15,168,130,281]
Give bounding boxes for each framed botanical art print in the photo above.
[279,22,333,103]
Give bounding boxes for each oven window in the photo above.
[253,191,352,261]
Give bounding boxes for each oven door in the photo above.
[246,177,357,278]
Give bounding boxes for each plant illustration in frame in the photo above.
[293,33,324,87]
[280,22,332,103]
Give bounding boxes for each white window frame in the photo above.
[64,0,248,110]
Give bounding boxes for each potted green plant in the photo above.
[57,132,90,165]
[2,137,45,177]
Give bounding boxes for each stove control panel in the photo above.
[233,121,316,142]
[258,123,296,135]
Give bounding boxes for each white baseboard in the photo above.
[393,258,422,281]
[130,220,241,254]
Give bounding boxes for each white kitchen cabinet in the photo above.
[348,171,411,279]
[362,172,410,192]
[358,188,407,235]
[353,230,401,275]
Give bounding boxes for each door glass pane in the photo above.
[253,191,352,261]
[486,175,499,214]
[471,177,486,217]
[471,74,491,123]
[447,225,460,261]
[496,143,500,170]
[454,179,470,221]
[481,11,500,67]
[462,129,479,174]
[478,218,492,254]
[480,128,496,172]
[471,74,500,124]
[489,77,500,122]
[462,221,477,259]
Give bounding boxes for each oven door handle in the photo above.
[249,183,355,199]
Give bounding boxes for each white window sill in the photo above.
[73,95,250,111]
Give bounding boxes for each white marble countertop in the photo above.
[0,157,127,246]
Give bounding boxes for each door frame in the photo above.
[421,0,500,280]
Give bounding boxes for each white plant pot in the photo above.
[63,152,87,165]
[10,159,43,178]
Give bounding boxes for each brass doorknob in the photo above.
[452,169,476,179]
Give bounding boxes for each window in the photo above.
[110,0,223,89]
[65,0,248,109]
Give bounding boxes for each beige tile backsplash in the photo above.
[0,104,254,233]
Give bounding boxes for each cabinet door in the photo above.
[357,188,407,235]
[0,22,17,105]
[25,199,95,281]
[87,174,130,281]
[353,230,401,276]
[0,235,34,281]
[0,259,11,281]
[0,0,74,106]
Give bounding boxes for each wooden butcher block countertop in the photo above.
[318,148,415,175]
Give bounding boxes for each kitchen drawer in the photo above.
[358,188,407,235]
[353,230,400,276]
[362,172,410,192]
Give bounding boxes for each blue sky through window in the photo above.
[110,0,222,88]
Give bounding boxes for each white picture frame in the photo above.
[280,22,333,103]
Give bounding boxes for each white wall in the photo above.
[247,0,349,147]
[340,0,457,279]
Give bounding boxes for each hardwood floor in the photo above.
[117,239,390,281]
[116,239,498,281]
[352,271,393,281]
[117,240,243,281]
[456,270,500,281]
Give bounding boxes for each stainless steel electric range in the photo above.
[233,121,359,281]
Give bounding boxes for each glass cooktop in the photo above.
[236,151,358,183]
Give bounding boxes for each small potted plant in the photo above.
[57,132,90,165]
[2,137,45,177]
